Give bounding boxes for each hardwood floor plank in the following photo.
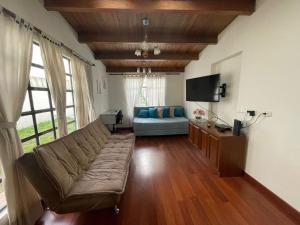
[36,136,300,225]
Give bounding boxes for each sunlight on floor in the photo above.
[135,148,165,177]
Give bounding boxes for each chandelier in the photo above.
[134,18,161,58]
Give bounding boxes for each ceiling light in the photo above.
[135,49,142,57]
[137,67,140,73]
[148,68,152,73]
[153,47,161,56]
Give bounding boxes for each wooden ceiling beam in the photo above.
[106,66,185,73]
[79,33,217,45]
[95,51,199,60]
[45,0,255,15]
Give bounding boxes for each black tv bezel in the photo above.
[186,74,221,103]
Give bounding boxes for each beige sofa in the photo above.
[17,118,135,214]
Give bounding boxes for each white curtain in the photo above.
[71,56,95,128]
[39,36,67,137]
[124,75,144,123]
[146,75,166,106]
[85,64,96,121]
[0,12,43,225]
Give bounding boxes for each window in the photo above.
[17,43,57,153]
[136,76,166,107]
[17,43,78,152]
[63,57,76,133]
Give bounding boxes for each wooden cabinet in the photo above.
[208,135,219,168]
[189,123,200,146]
[188,121,246,177]
[200,129,209,156]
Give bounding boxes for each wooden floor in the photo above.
[36,136,299,225]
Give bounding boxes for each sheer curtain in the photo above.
[124,75,144,124]
[71,56,95,128]
[146,75,166,106]
[0,11,43,225]
[85,64,96,121]
[39,36,67,137]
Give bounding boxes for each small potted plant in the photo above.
[193,109,206,121]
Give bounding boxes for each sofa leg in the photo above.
[113,205,120,215]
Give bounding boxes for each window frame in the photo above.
[19,42,58,147]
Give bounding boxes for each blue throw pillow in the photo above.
[163,107,170,118]
[149,108,158,118]
[174,107,185,117]
[138,109,149,118]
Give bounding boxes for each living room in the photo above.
[0,0,299,225]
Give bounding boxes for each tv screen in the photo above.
[186,74,220,102]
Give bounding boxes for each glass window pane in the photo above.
[66,92,73,106]
[53,110,58,128]
[66,108,75,122]
[39,132,55,145]
[36,112,53,133]
[22,139,37,153]
[17,116,35,139]
[22,92,31,112]
[32,91,50,110]
[66,75,72,90]
[32,44,43,66]
[67,122,76,133]
[63,58,71,74]
[30,66,47,88]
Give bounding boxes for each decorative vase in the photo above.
[195,116,202,121]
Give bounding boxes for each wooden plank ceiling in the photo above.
[44,0,256,74]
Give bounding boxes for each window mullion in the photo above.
[47,83,57,139]
[27,82,40,145]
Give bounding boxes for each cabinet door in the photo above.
[200,130,209,156]
[197,129,202,150]
[188,123,194,143]
[209,135,219,168]
[193,127,200,146]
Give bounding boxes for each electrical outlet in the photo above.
[263,112,272,117]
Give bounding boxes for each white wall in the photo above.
[108,75,184,127]
[184,0,300,211]
[0,0,109,116]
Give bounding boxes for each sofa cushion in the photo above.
[163,107,170,118]
[138,109,149,118]
[157,107,163,118]
[34,142,79,199]
[110,133,135,140]
[149,108,158,118]
[169,107,175,117]
[62,136,89,170]
[174,107,185,117]
[133,117,189,131]
[96,118,112,138]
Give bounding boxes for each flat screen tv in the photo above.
[186,74,220,102]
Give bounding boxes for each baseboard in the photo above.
[243,172,300,224]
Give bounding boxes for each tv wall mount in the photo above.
[219,84,227,98]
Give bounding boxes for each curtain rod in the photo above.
[1,6,95,67]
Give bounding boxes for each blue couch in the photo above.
[133,106,189,136]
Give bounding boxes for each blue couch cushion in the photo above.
[163,107,170,118]
[138,109,149,118]
[149,108,158,118]
[174,107,185,117]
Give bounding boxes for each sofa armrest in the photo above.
[17,153,61,210]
